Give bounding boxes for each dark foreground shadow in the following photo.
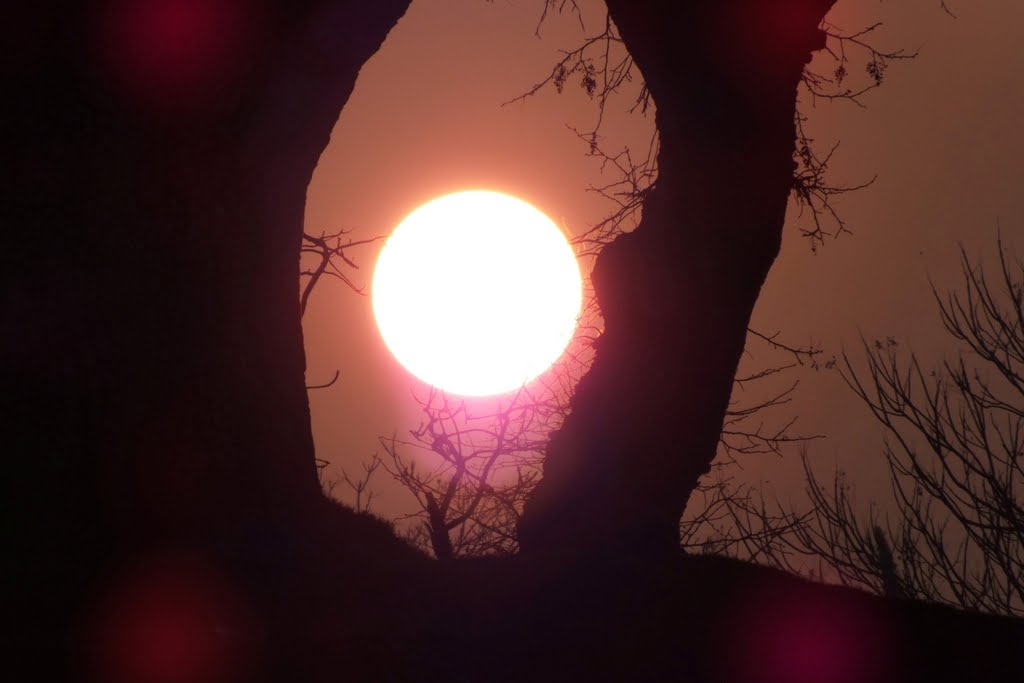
[52,497,1023,683]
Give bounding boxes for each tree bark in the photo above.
[7,2,409,671]
[519,0,837,557]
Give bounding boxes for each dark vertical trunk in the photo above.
[7,0,409,671]
[519,0,837,557]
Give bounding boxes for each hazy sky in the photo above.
[302,0,1024,521]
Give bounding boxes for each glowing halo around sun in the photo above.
[372,190,582,397]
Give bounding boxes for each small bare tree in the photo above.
[377,276,600,559]
[779,238,1023,616]
[379,388,551,559]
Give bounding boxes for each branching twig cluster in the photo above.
[569,125,657,257]
[791,21,915,248]
[680,473,815,572]
[533,0,584,36]
[317,453,383,513]
[790,115,877,250]
[513,4,926,251]
[709,326,825,462]
[300,228,381,316]
[300,228,381,389]
[378,387,558,559]
[505,6,649,140]
[803,22,915,107]
[710,240,1023,617]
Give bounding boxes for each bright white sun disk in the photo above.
[372,190,582,396]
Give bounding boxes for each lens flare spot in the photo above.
[96,0,254,109]
[91,555,252,683]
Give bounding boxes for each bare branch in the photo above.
[784,239,1024,616]
[299,229,382,316]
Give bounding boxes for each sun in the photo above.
[372,190,582,396]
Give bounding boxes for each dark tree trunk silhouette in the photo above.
[11,0,411,530]
[8,2,411,676]
[519,0,837,557]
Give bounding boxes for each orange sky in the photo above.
[302,0,1024,522]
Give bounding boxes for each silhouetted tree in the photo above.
[8,3,413,679]
[12,2,1023,682]
[785,239,1024,616]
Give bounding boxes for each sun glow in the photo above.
[372,190,582,396]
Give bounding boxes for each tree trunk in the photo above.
[7,1,409,671]
[519,0,837,557]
